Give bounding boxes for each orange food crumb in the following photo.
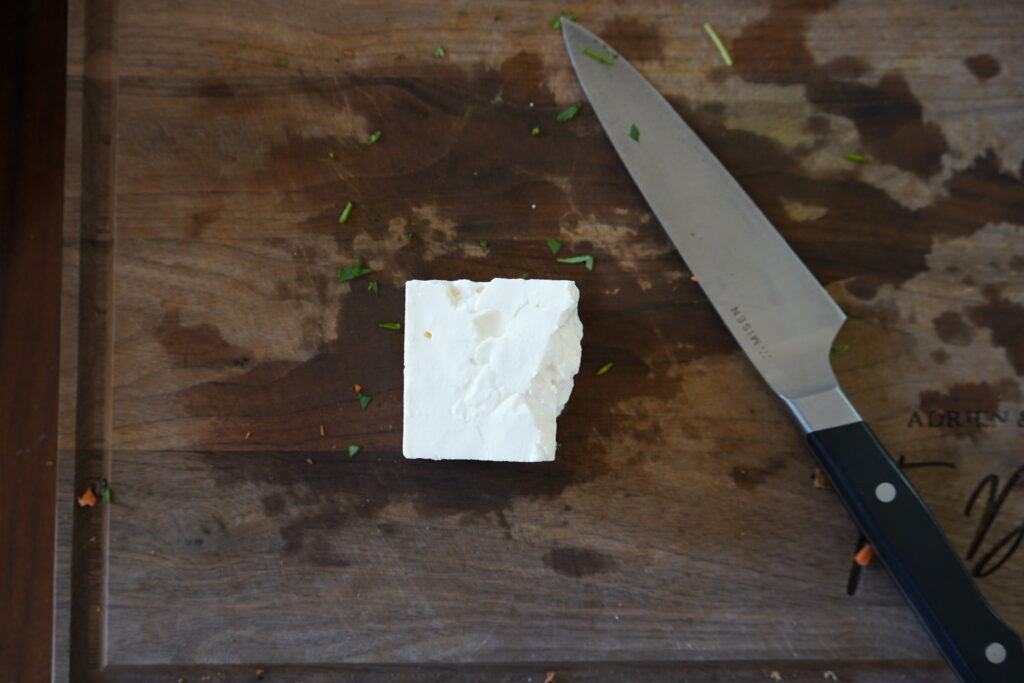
[424,331,433,338]
[244,431,252,440]
[354,383,362,392]
[342,49,354,57]
[854,544,874,567]
[77,488,97,507]
[255,668,266,675]
[689,275,699,282]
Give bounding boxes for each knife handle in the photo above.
[807,421,1024,683]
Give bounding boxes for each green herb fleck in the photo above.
[703,23,733,67]
[338,201,354,223]
[531,126,541,136]
[521,272,531,279]
[396,53,406,62]
[582,47,616,65]
[347,443,361,457]
[366,130,382,145]
[367,280,379,295]
[493,14,502,21]
[557,102,583,122]
[433,46,446,59]
[551,11,578,29]
[94,479,113,503]
[830,343,850,360]
[479,240,489,249]
[596,362,613,376]
[556,442,563,449]
[845,153,869,163]
[328,151,335,159]
[557,254,595,271]
[357,391,372,409]
[629,124,640,142]
[338,258,374,283]
[547,238,564,255]
[276,58,290,67]
[407,231,415,239]
[379,322,401,330]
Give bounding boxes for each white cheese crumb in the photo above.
[403,279,583,461]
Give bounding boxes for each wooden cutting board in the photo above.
[56,0,1024,680]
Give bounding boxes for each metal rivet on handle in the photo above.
[986,642,1007,664]
[875,482,897,503]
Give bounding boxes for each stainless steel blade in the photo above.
[562,20,859,432]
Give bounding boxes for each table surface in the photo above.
[4,0,1024,681]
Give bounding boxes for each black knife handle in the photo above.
[807,421,1023,683]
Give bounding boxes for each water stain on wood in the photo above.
[542,545,617,578]
[599,17,664,63]
[729,0,947,178]
[967,285,1024,375]
[964,54,1001,82]
[156,309,247,368]
[231,450,611,564]
[730,459,786,491]
[932,311,974,346]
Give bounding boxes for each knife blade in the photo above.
[562,19,1023,683]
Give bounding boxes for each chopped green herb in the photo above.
[347,443,361,457]
[338,258,374,283]
[357,391,372,409]
[338,201,354,223]
[557,254,595,271]
[367,280,379,295]
[845,153,869,163]
[479,240,489,249]
[276,58,290,67]
[531,126,541,136]
[493,14,502,21]
[830,343,850,360]
[595,362,613,376]
[582,47,616,65]
[396,53,406,62]
[94,479,112,504]
[407,231,415,239]
[379,322,401,330]
[557,102,583,122]
[703,23,733,67]
[366,130,382,145]
[328,151,335,159]
[556,442,563,449]
[521,272,531,279]
[547,238,564,255]
[629,124,640,142]
[551,11,578,29]
[433,46,446,58]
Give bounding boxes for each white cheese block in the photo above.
[403,279,583,461]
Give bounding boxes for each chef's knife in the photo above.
[562,20,1022,683]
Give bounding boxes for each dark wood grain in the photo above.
[55,0,1024,680]
[0,0,68,681]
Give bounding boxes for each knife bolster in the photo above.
[781,385,860,433]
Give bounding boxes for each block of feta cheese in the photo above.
[403,279,583,462]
